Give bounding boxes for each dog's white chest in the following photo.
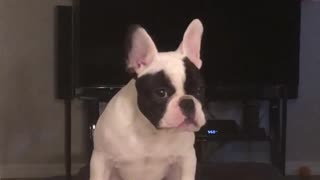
[105,131,183,180]
[112,156,174,180]
[95,118,189,180]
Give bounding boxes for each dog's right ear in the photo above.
[176,19,203,69]
[126,25,158,75]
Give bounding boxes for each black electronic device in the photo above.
[195,119,267,141]
[196,120,240,140]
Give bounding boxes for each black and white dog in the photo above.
[90,19,206,180]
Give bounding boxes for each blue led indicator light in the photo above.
[207,130,218,135]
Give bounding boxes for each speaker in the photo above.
[55,6,74,99]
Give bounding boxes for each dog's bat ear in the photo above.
[177,19,204,69]
[126,25,158,75]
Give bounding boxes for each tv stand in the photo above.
[196,85,288,175]
[70,85,288,175]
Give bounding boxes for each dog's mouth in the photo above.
[158,119,201,132]
[177,118,200,131]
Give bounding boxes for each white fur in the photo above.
[91,80,197,180]
[90,19,205,180]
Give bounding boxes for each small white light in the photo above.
[92,125,96,130]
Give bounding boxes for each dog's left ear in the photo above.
[177,19,204,69]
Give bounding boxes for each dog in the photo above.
[90,19,206,180]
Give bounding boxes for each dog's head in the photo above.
[126,19,206,132]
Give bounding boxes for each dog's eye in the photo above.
[155,89,168,98]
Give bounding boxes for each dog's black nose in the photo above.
[179,98,195,120]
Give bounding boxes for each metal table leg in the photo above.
[64,99,72,179]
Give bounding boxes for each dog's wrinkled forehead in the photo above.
[138,52,186,93]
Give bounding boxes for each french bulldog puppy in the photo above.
[90,19,206,180]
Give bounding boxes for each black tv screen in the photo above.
[75,0,300,99]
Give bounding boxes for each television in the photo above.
[73,0,300,100]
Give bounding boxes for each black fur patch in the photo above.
[183,57,206,104]
[135,71,175,128]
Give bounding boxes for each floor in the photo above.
[2,163,320,180]
[285,176,320,180]
[2,177,320,180]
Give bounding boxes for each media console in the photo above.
[73,84,288,175]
